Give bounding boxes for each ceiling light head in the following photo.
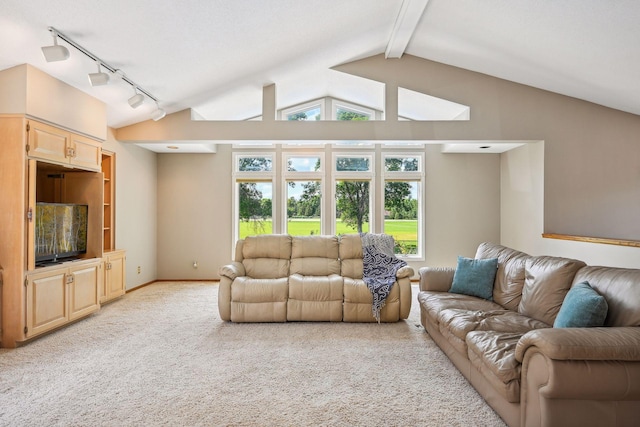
[88,61,109,86]
[151,103,166,121]
[128,87,144,108]
[41,30,70,62]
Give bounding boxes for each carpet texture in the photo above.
[0,282,506,426]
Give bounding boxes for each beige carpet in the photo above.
[0,282,506,427]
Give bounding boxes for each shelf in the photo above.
[101,151,115,252]
[542,233,640,248]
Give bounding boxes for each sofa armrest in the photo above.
[515,327,640,363]
[418,267,455,292]
[396,265,414,279]
[218,262,246,280]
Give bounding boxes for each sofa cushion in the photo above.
[290,257,341,276]
[343,277,400,322]
[288,274,343,301]
[242,234,292,259]
[450,256,498,301]
[554,282,608,328]
[440,309,549,341]
[572,266,640,327]
[287,274,343,321]
[242,235,292,279]
[475,242,530,311]
[231,277,289,302]
[417,291,503,326]
[290,235,340,276]
[518,255,586,325]
[339,234,364,279]
[243,258,291,279]
[438,308,548,356]
[466,330,524,403]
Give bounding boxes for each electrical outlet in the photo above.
[137,266,141,274]
[193,261,198,269]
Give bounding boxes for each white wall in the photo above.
[103,129,158,289]
[154,144,501,278]
[156,146,233,280]
[501,143,640,268]
[424,145,501,267]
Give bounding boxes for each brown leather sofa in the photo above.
[218,234,414,322]
[418,242,640,427]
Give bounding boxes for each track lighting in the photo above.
[88,61,110,86]
[151,102,166,121]
[41,29,70,62]
[111,69,125,82]
[41,26,167,121]
[128,87,144,108]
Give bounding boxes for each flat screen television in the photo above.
[35,202,88,264]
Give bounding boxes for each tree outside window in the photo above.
[238,182,272,238]
[335,180,370,234]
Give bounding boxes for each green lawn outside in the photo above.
[239,218,418,253]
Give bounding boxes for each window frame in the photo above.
[233,153,276,242]
[380,152,425,260]
[281,152,325,235]
[331,152,375,235]
[231,146,425,261]
[280,99,325,121]
[330,99,376,121]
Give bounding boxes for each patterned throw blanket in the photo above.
[361,233,407,322]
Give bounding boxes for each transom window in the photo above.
[280,97,379,121]
[281,101,323,121]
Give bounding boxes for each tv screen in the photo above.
[35,202,88,264]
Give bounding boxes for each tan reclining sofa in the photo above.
[218,234,414,322]
[418,242,640,427]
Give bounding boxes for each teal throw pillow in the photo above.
[554,281,608,328]
[449,256,498,301]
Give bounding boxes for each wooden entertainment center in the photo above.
[0,116,126,348]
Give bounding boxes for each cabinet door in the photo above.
[70,133,102,171]
[69,262,101,321]
[106,251,126,300]
[28,121,71,165]
[25,268,68,338]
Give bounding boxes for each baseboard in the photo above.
[126,279,220,294]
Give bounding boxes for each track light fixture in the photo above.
[41,29,70,62]
[128,87,145,108]
[41,26,166,120]
[151,102,166,121]
[88,61,110,86]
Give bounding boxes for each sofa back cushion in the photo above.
[475,242,530,311]
[518,256,586,325]
[572,266,640,327]
[242,234,292,279]
[290,235,340,276]
[339,234,363,279]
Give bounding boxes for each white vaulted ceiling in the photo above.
[1,0,639,129]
